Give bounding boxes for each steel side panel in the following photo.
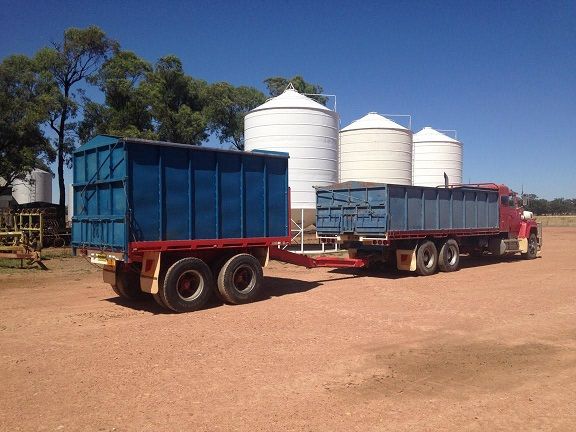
[72,136,289,254]
[316,183,500,238]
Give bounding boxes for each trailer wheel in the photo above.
[115,269,145,300]
[522,233,538,260]
[438,239,460,272]
[217,254,263,305]
[159,258,213,312]
[416,241,438,276]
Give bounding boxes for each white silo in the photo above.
[12,169,53,204]
[244,87,338,228]
[413,127,463,187]
[339,112,412,185]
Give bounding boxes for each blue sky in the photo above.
[1,0,575,199]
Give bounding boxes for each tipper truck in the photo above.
[72,135,542,312]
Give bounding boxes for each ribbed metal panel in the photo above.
[413,127,463,187]
[339,113,412,185]
[244,89,339,227]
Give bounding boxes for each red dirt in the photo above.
[1,227,575,431]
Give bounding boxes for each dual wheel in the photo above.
[416,239,460,276]
[155,254,263,313]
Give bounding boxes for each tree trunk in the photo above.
[57,90,68,209]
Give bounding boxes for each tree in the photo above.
[0,55,55,195]
[143,55,210,144]
[264,75,328,105]
[35,26,118,207]
[79,50,154,141]
[207,83,266,150]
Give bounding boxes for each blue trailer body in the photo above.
[316,182,499,237]
[71,135,289,256]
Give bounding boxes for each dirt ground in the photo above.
[1,227,575,431]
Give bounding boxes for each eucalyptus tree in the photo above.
[0,55,55,195]
[35,25,118,207]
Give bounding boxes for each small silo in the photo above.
[244,88,339,228]
[339,112,413,185]
[12,169,53,204]
[412,127,463,187]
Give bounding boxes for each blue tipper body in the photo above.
[316,182,500,236]
[71,135,289,256]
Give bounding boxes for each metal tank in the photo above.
[339,112,412,185]
[412,127,463,187]
[12,169,53,204]
[244,88,339,228]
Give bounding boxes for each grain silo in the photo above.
[12,169,53,204]
[339,112,412,185]
[412,127,463,187]
[244,87,339,229]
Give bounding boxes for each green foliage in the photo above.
[524,194,576,215]
[206,83,266,150]
[264,75,328,105]
[0,55,55,195]
[79,51,153,141]
[35,25,118,206]
[81,52,211,145]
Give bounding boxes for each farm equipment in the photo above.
[0,208,49,269]
[72,135,542,312]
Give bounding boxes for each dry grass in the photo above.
[535,215,576,227]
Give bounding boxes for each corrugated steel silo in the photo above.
[413,127,463,187]
[12,169,53,204]
[339,112,412,185]
[244,88,339,227]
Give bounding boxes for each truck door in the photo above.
[500,193,521,236]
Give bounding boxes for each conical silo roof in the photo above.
[250,88,336,115]
[413,126,459,143]
[341,112,408,132]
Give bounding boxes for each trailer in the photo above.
[312,181,542,275]
[72,136,542,313]
[72,135,290,312]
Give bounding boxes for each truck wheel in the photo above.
[153,293,168,309]
[416,241,438,276]
[438,239,460,272]
[217,254,263,305]
[522,233,538,260]
[159,258,213,312]
[115,269,145,300]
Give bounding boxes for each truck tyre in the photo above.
[217,254,263,305]
[153,293,168,309]
[159,258,214,312]
[522,233,538,260]
[115,269,145,300]
[416,241,438,276]
[438,239,460,272]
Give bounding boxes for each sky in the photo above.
[1,0,575,200]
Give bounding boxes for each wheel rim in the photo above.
[529,237,537,255]
[176,270,204,301]
[423,248,435,269]
[447,244,458,265]
[232,265,255,293]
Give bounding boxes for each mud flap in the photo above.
[518,238,528,253]
[140,252,161,294]
[396,248,417,272]
[251,246,270,268]
[103,265,116,286]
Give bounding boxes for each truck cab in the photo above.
[486,184,542,257]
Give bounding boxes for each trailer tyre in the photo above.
[438,239,460,272]
[522,233,538,260]
[160,258,214,312]
[114,268,145,300]
[217,254,263,305]
[416,241,438,276]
